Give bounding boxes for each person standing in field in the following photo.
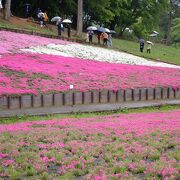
[139,39,145,52]
[67,24,71,38]
[101,32,108,46]
[56,19,62,37]
[97,32,101,45]
[88,30,94,44]
[107,33,112,47]
[43,11,49,27]
[147,43,152,54]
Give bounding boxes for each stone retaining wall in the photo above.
[0,87,180,117]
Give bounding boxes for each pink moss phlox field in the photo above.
[0,31,73,54]
[0,53,180,96]
[0,110,180,134]
[0,110,179,179]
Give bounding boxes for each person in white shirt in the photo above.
[147,43,152,54]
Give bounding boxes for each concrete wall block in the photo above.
[133,88,140,101]
[168,87,175,99]
[43,94,53,107]
[64,92,73,106]
[117,89,124,102]
[33,95,42,108]
[74,92,83,105]
[155,87,162,100]
[162,87,168,99]
[125,89,133,101]
[0,96,8,110]
[92,91,100,104]
[140,88,147,101]
[176,88,180,99]
[84,92,92,104]
[100,90,109,103]
[9,96,20,109]
[21,95,32,109]
[109,91,117,103]
[54,93,64,106]
[147,88,154,100]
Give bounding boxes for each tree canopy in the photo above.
[3,0,179,41]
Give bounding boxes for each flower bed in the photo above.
[0,31,179,68]
[22,43,180,68]
[0,53,180,96]
[0,31,72,55]
[0,110,179,179]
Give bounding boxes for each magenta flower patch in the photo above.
[0,53,180,96]
[0,31,73,54]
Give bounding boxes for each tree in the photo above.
[77,0,83,36]
[108,0,168,37]
[84,0,114,27]
[171,18,180,43]
[4,0,11,20]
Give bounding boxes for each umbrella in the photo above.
[51,16,61,22]
[38,12,44,18]
[149,33,157,37]
[105,28,110,33]
[109,30,116,34]
[147,41,153,45]
[139,39,145,43]
[153,31,159,34]
[97,27,106,33]
[87,26,97,31]
[62,19,72,23]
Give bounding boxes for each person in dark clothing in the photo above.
[23,3,31,18]
[57,20,62,36]
[88,30,94,44]
[67,24,71,38]
[97,33,101,44]
[139,39,145,52]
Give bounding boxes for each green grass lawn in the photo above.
[113,38,180,65]
[0,105,180,124]
[0,19,56,35]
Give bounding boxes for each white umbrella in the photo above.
[38,12,44,18]
[105,28,110,33]
[51,16,61,22]
[109,30,116,34]
[149,33,157,37]
[153,31,159,34]
[87,26,97,31]
[97,27,106,33]
[62,19,72,23]
[147,41,153,45]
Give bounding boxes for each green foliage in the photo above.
[108,0,168,36]
[171,18,180,42]
[41,172,49,180]
[9,0,170,38]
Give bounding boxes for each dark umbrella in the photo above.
[139,39,145,43]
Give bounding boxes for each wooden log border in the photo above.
[0,87,180,117]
